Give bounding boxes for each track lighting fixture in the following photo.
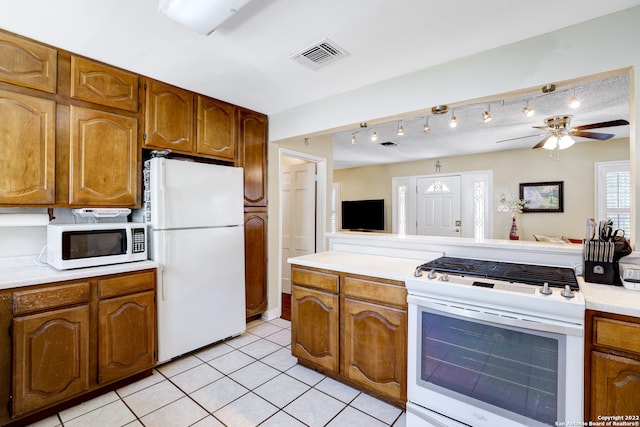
[449,111,457,128]
[423,117,431,133]
[371,131,378,141]
[482,108,492,123]
[397,123,404,136]
[351,134,356,144]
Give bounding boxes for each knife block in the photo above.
[584,260,620,285]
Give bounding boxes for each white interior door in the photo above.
[281,161,316,293]
[416,175,461,237]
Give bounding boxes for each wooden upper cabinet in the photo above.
[70,56,138,112]
[144,79,194,152]
[0,31,57,93]
[69,105,138,206]
[0,89,55,205]
[196,96,237,160]
[239,109,268,207]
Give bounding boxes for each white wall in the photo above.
[269,7,640,246]
[334,138,629,240]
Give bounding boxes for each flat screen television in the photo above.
[341,199,384,231]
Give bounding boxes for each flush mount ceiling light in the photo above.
[159,0,252,35]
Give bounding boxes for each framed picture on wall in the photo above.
[519,181,564,213]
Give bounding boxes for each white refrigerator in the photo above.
[145,157,246,363]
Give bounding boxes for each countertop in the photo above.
[288,250,436,282]
[289,251,640,318]
[0,255,158,291]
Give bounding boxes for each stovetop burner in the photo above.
[418,256,579,290]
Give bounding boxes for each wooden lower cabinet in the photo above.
[98,291,155,384]
[245,210,268,317]
[343,298,406,402]
[291,285,339,372]
[586,310,640,420]
[291,265,407,407]
[12,305,90,417]
[2,269,156,425]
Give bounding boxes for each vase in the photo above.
[509,217,519,240]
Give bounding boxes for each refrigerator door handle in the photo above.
[157,231,169,301]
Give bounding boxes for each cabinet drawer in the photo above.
[292,267,339,293]
[99,271,155,299]
[593,316,640,356]
[13,282,90,316]
[343,276,406,308]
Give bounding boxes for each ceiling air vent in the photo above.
[290,38,348,69]
[380,141,398,147]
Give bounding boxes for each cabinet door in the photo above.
[144,79,193,152]
[69,105,138,206]
[98,291,156,384]
[291,284,339,372]
[12,305,90,416]
[343,298,407,403]
[0,31,57,93]
[0,89,56,205]
[196,96,236,160]
[70,55,138,112]
[245,210,267,317]
[591,351,640,418]
[238,109,267,207]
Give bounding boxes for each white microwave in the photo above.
[47,223,147,270]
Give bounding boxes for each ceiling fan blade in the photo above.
[571,130,615,140]
[531,138,549,149]
[496,133,545,144]
[573,119,629,131]
[532,126,554,130]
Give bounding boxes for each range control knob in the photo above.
[540,282,553,296]
[439,272,449,282]
[561,285,575,299]
[427,269,437,280]
[414,267,423,277]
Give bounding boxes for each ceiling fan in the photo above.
[498,115,630,150]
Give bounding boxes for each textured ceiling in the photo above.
[332,73,630,169]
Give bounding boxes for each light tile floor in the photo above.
[28,318,406,427]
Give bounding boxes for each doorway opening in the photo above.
[278,149,327,320]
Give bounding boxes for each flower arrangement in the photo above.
[508,199,528,217]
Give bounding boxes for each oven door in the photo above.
[407,296,583,427]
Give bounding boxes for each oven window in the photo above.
[421,310,560,425]
[62,230,126,260]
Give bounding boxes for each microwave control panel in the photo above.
[132,228,146,253]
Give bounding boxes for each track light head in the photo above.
[569,96,580,109]
[522,106,534,117]
[449,115,457,128]
[482,110,492,123]
[371,131,378,141]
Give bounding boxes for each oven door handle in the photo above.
[409,296,584,337]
